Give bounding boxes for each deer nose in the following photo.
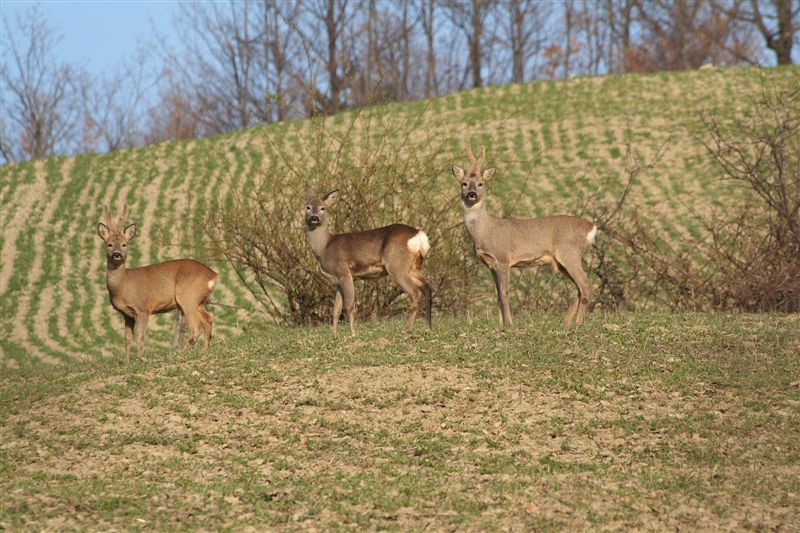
[111,252,123,260]
[466,191,477,199]
[309,215,320,223]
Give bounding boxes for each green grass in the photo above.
[1,313,798,530]
[1,65,799,367]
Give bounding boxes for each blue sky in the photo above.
[1,0,177,74]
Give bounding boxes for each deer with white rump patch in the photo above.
[304,190,432,335]
[97,205,219,358]
[453,145,596,328]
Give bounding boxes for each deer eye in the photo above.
[478,183,483,187]
[122,243,127,247]
[107,244,112,248]
[461,182,467,187]
[320,207,325,211]
[306,206,310,211]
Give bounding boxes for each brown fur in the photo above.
[304,190,432,335]
[97,205,218,358]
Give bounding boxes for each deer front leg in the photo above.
[124,315,135,360]
[136,312,150,356]
[339,276,356,336]
[332,289,343,335]
[495,264,513,329]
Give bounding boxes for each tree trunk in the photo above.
[325,0,341,115]
[470,0,484,88]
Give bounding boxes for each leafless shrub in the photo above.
[596,82,799,313]
[200,103,474,325]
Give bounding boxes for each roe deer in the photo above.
[97,205,219,358]
[453,145,596,328]
[304,190,432,335]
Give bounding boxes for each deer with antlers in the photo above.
[304,190,433,335]
[453,145,597,328]
[97,205,219,358]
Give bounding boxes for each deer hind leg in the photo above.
[556,253,591,326]
[417,275,433,328]
[182,308,205,347]
[396,275,422,329]
[172,308,185,349]
[176,294,205,347]
[197,304,213,349]
[124,315,135,359]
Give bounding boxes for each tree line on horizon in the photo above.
[1,0,798,164]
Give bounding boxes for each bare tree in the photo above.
[418,0,438,97]
[732,0,799,65]
[300,0,359,115]
[498,0,550,82]
[78,49,154,153]
[444,0,498,89]
[1,6,83,162]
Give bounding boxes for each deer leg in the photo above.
[339,277,357,336]
[124,315,135,360]
[398,277,421,329]
[418,276,433,328]
[557,254,591,326]
[197,305,213,349]
[136,312,150,356]
[388,265,424,330]
[172,308,185,349]
[332,288,343,335]
[490,270,503,327]
[495,264,513,329]
[181,310,202,347]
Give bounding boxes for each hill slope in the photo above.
[1,66,798,369]
[1,314,798,529]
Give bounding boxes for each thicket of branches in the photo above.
[199,103,477,325]
[596,83,799,312]
[3,0,799,162]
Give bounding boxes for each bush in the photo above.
[600,83,799,312]
[200,103,479,325]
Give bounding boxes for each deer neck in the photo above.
[306,224,332,260]
[462,199,492,238]
[105,260,127,293]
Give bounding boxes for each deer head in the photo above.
[452,145,496,207]
[304,189,339,229]
[97,205,136,266]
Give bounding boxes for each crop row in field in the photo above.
[1,66,798,368]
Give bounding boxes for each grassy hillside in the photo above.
[1,314,798,530]
[1,66,799,369]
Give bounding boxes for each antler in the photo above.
[465,144,486,172]
[102,205,115,228]
[465,145,476,165]
[117,204,129,228]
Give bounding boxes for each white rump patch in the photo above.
[407,231,431,257]
[586,225,598,245]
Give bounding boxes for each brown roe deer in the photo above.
[97,205,218,358]
[304,190,432,335]
[453,145,596,328]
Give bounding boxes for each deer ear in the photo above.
[482,167,496,181]
[452,165,465,181]
[124,224,136,240]
[322,190,339,206]
[97,223,110,241]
